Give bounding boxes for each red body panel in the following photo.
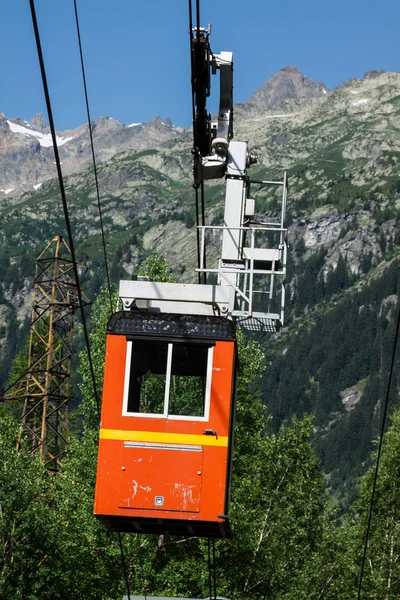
[94,334,236,537]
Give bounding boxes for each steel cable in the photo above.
[212,538,217,599]
[356,286,400,598]
[188,0,209,284]
[28,0,101,419]
[207,538,213,599]
[71,5,133,597]
[72,0,113,314]
[117,531,132,600]
[188,0,202,284]
[200,179,207,284]
[195,0,207,285]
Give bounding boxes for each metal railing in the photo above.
[195,224,287,324]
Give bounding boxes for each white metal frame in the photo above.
[122,341,214,422]
[118,166,288,332]
[196,223,287,323]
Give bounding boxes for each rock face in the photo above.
[245,66,329,109]
[0,113,184,198]
[29,113,46,131]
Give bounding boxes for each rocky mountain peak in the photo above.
[91,116,124,133]
[364,69,386,79]
[151,115,174,128]
[245,65,329,110]
[29,113,46,131]
[281,65,301,75]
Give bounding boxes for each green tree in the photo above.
[138,253,174,282]
[354,409,400,599]
[220,414,324,599]
[288,409,400,600]
[0,256,328,599]
[0,416,59,599]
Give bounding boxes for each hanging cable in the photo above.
[212,538,217,599]
[73,6,136,595]
[188,0,208,284]
[136,535,148,600]
[195,0,207,285]
[195,187,202,285]
[118,532,132,600]
[71,6,133,596]
[206,538,217,599]
[72,0,113,315]
[200,180,207,284]
[196,0,200,38]
[207,538,213,599]
[28,0,101,418]
[188,0,202,284]
[357,291,400,599]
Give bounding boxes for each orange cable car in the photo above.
[94,311,237,538]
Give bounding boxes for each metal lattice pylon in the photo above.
[7,236,89,470]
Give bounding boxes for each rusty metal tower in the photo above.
[6,236,89,471]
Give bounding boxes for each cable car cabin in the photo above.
[94,311,237,538]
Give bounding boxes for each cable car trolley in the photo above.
[94,23,288,539]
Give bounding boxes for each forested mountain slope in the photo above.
[1,67,400,500]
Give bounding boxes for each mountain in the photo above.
[1,67,400,504]
[245,65,329,109]
[0,113,184,198]
[0,66,327,199]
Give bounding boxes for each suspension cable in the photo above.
[136,535,148,599]
[196,0,200,38]
[190,5,218,597]
[118,532,132,600]
[206,538,217,599]
[72,0,113,314]
[188,0,202,285]
[200,179,207,284]
[28,0,101,419]
[356,288,400,598]
[207,538,213,599]
[212,538,217,599]
[71,5,133,597]
[188,0,208,284]
[194,0,207,285]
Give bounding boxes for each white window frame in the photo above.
[122,341,213,421]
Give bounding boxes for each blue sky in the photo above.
[1,0,399,131]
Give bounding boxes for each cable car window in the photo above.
[123,340,213,419]
[125,341,168,415]
[168,344,208,417]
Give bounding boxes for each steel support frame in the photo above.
[6,236,87,471]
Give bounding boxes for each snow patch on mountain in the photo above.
[352,99,369,106]
[7,120,73,148]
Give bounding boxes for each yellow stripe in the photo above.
[99,428,228,447]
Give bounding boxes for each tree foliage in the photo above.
[2,255,400,598]
[138,253,174,282]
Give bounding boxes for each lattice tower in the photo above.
[7,236,89,471]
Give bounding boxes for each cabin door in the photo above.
[119,442,203,512]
